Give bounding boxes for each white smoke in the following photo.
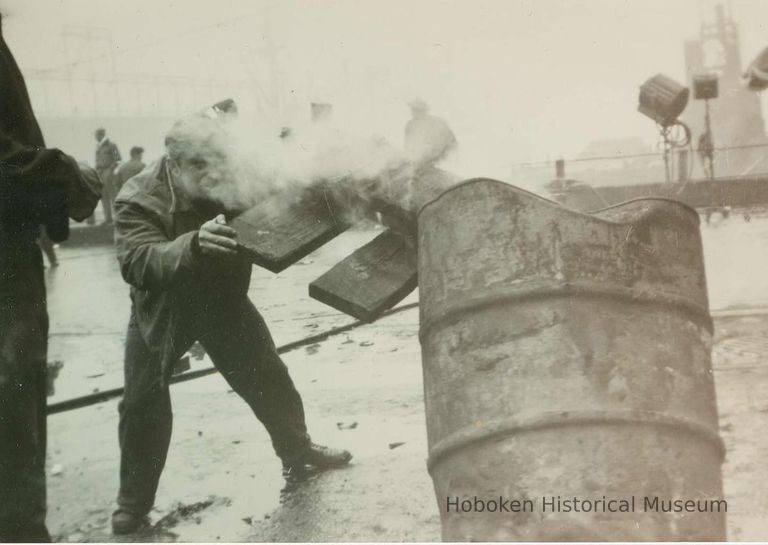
[169,109,453,221]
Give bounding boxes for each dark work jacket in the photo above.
[114,157,252,382]
[115,158,146,193]
[0,15,43,149]
[0,16,100,273]
[404,113,457,167]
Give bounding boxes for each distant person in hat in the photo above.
[404,98,457,173]
[91,127,122,224]
[110,104,351,535]
[698,131,714,179]
[115,146,145,194]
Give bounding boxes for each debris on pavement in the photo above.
[336,421,358,430]
[153,497,229,532]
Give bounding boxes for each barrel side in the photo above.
[417,180,724,541]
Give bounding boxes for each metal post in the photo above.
[705,98,715,181]
[555,158,565,179]
[662,125,672,183]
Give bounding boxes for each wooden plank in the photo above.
[309,229,417,322]
[230,188,352,273]
[371,166,459,237]
[307,167,457,321]
[230,166,457,275]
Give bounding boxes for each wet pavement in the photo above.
[42,212,768,541]
[700,208,768,310]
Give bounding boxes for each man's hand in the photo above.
[198,214,238,257]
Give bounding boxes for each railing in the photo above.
[510,142,768,192]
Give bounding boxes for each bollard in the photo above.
[418,178,725,541]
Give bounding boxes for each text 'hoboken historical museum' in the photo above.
[445,496,728,514]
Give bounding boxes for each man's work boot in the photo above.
[283,443,352,480]
[300,442,352,469]
[111,508,149,535]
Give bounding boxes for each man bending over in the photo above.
[111,110,351,534]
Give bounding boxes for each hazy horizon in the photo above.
[3,0,768,179]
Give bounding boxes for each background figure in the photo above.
[115,146,145,195]
[404,98,457,172]
[36,227,58,268]
[91,127,121,224]
[0,12,101,542]
[698,131,714,179]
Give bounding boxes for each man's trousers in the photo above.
[97,167,115,224]
[0,246,51,542]
[116,300,311,515]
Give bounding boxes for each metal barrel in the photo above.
[417,178,725,541]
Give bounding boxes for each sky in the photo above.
[2,0,768,179]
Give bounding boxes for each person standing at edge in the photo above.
[91,127,121,224]
[114,145,145,194]
[0,12,101,542]
[403,98,457,173]
[111,108,352,535]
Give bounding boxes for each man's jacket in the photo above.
[0,15,100,263]
[115,158,145,193]
[404,113,458,167]
[95,138,121,170]
[114,157,251,381]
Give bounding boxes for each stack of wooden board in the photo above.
[230,187,352,273]
[309,167,458,321]
[231,167,458,321]
[309,229,417,322]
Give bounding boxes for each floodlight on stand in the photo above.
[637,74,691,183]
[638,74,689,127]
[693,74,718,100]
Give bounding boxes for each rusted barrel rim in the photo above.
[416,177,700,222]
[419,280,713,342]
[591,195,699,216]
[427,409,726,473]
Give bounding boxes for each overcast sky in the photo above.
[3,0,768,178]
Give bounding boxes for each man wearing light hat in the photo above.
[110,102,351,535]
[404,98,458,172]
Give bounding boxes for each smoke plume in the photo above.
[165,109,455,222]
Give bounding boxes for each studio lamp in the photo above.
[638,74,691,182]
[743,46,768,91]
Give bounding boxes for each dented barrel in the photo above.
[417,179,725,541]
